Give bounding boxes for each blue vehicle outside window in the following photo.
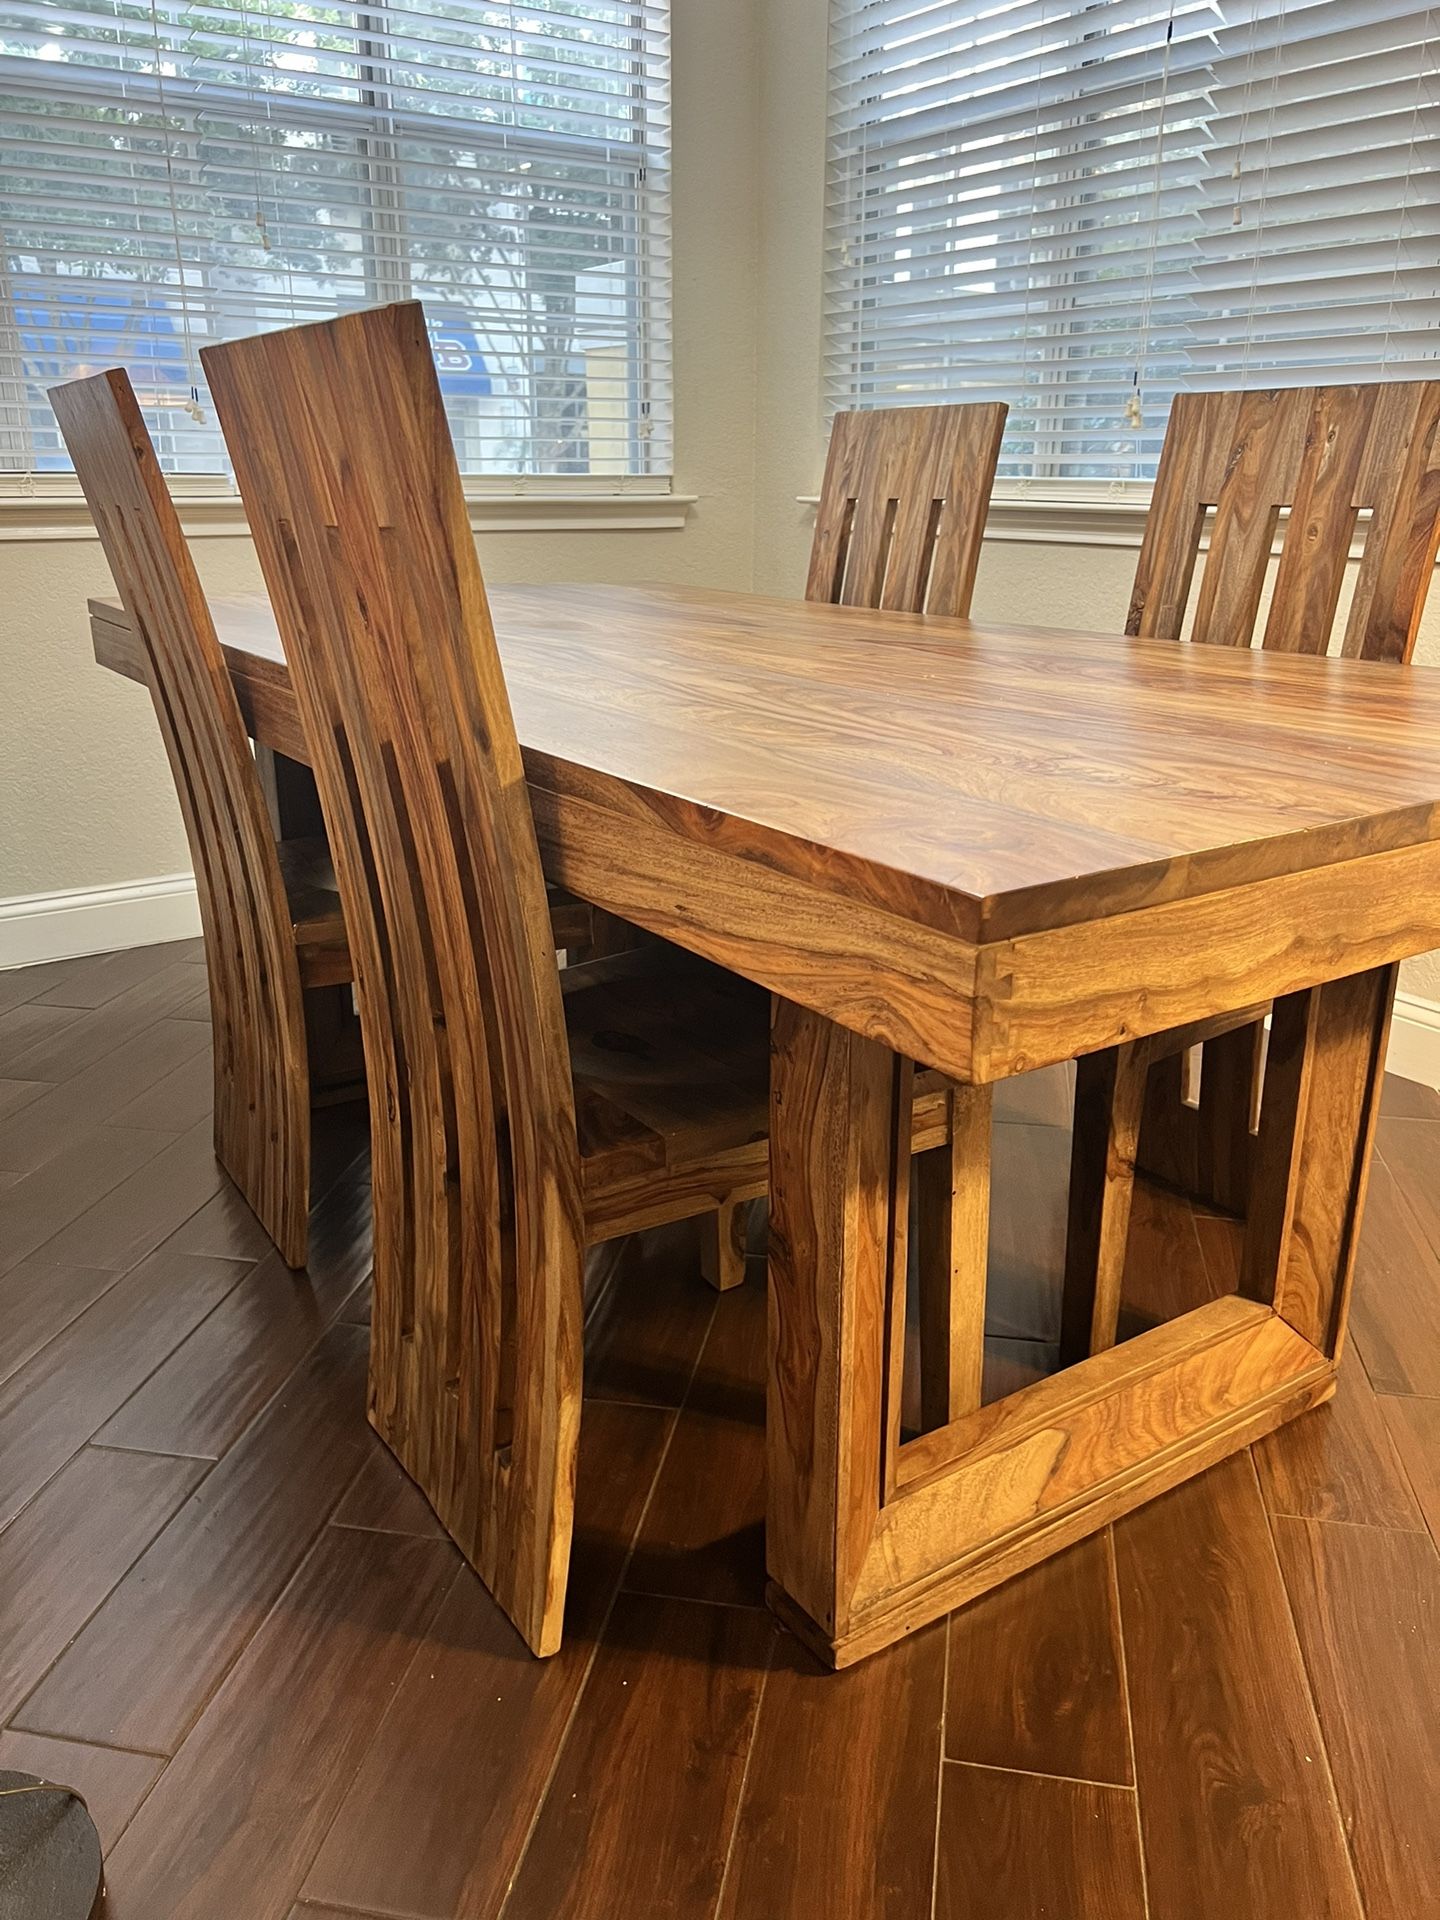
[13,280,492,468]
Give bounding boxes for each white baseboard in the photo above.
[0,872,200,970]
[3,871,1439,1090]
[1389,991,1440,1091]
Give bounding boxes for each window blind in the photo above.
[826,0,1439,482]
[0,0,671,478]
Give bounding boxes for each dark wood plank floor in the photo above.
[1,939,1436,1920]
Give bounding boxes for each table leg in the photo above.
[766,971,1388,1668]
[1241,965,1397,1355]
[765,998,907,1642]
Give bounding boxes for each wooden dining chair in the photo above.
[50,368,359,1269]
[201,302,776,1655]
[52,372,618,1272]
[807,403,1008,616]
[1061,380,1440,1367]
[807,400,1008,1430]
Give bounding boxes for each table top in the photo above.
[91,580,1440,944]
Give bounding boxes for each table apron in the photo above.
[536,785,1440,1085]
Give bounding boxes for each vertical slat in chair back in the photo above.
[806,403,1008,617]
[48,370,310,1262]
[1130,383,1440,662]
[202,304,584,1656]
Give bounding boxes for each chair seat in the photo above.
[277,839,614,988]
[565,948,772,1238]
[569,960,963,1243]
[277,836,350,988]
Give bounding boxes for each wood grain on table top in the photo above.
[90,580,1440,942]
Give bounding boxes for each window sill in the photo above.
[798,484,1154,550]
[796,484,1408,564]
[0,480,696,543]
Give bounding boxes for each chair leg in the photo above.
[212,1037,310,1270]
[1060,1045,1148,1367]
[700,1198,750,1291]
[914,1084,992,1429]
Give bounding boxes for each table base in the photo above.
[764,964,1393,1669]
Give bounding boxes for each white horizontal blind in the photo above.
[827,0,1439,482]
[0,0,671,478]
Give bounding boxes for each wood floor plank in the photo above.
[0,1078,47,1124]
[945,1531,1131,1786]
[935,1763,1146,1920]
[98,1524,455,1920]
[502,1591,773,1920]
[1254,1348,1424,1530]
[1379,1072,1440,1120]
[1113,1454,1362,1920]
[14,1324,372,1754]
[0,1731,163,1855]
[0,1020,211,1175]
[0,1002,84,1077]
[1272,1516,1440,1918]
[32,941,200,1010]
[1381,1393,1440,1545]
[95,1170,373,1459]
[717,1621,945,1920]
[329,1439,446,1537]
[0,1245,248,1529]
[107,1044,215,1134]
[169,978,212,1021]
[0,965,201,1083]
[0,1259,121,1388]
[303,1399,672,1920]
[158,1179,289,1265]
[0,1444,207,1720]
[0,1123,171,1278]
[161,1111,369,1269]
[1347,1154,1440,1397]
[625,1268,767,1607]
[30,1119,230,1273]
[1374,1117,1440,1250]
[583,1219,718,1408]
[0,959,82,1016]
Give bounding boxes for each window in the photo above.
[0,0,671,478]
[826,1,1438,483]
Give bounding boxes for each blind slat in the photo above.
[826,0,1438,485]
[0,0,672,478]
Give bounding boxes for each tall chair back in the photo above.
[203,304,584,1655]
[49,369,312,1264]
[806,403,1007,617]
[1131,383,1440,661]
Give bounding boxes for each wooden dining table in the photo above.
[91,579,1440,1666]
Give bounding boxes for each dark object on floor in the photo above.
[0,1770,102,1919]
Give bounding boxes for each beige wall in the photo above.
[5,0,1439,1007]
[0,0,762,903]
